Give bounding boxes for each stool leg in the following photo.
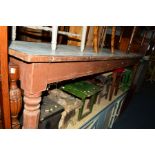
[114,75,121,96]
[105,84,109,99]
[109,71,117,101]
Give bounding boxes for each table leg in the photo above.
[9,59,48,129]
[23,92,42,129]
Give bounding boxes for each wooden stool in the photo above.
[89,72,113,104]
[109,68,124,101]
[48,89,82,128]
[39,96,64,129]
[61,81,101,120]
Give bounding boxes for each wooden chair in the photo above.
[93,26,116,53]
[12,26,88,52]
[66,26,102,53]
[119,26,137,53]
[12,26,118,54]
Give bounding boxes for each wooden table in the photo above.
[9,41,142,128]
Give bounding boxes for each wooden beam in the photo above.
[0,26,11,128]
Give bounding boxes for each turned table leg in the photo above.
[23,92,42,129]
[9,62,22,129]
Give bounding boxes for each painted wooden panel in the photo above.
[80,92,127,129]
[80,116,100,129]
[108,92,127,128]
